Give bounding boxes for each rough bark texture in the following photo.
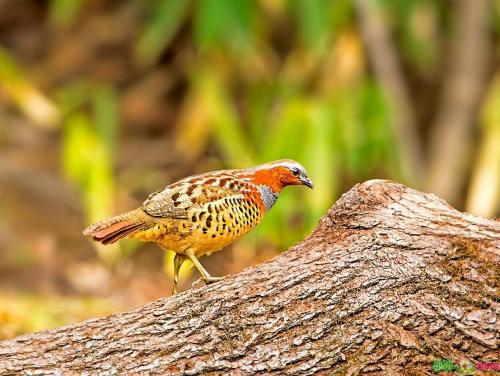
[0,180,498,375]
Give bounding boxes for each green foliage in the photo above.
[4,0,484,276]
[135,0,191,66]
[60,84,117,222]
[49,0,85,27]
[93,85,119,159]
[291,0,331,49]
[192,69,255,166]
[382,0,441,71]
[60,83,122,263]
[194,0,257,51]
[205,80,395,247]
[0,0,430,252]
[0,48,59,127]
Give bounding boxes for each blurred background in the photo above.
[0,0,499,339]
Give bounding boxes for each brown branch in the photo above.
[0,180,499,375]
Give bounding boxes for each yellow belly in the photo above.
[131,198,263,257]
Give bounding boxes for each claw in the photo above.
[204,275,225,284]
[192,275,225,288]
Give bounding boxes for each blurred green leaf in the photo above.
[55,81,92,116]
[305,101,337,219]
[465,74,500,217]
[493,0,500,34]
[60,91,121,264]
[247,82,278,143]
[196,69,255,166]
[49,0,85,27]
[290,0,330,50]
[62,110,115,221]
[93,85,118,159]
[0,48,59,128]
[259,97,309,161]
[84,143,115,224]
[359,81,398,177]
[329,0,353,35]
[194,0,256,51]
[62,112,93,186]
[382,0,439,71]
[134,0,191,66]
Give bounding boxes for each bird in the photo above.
[83,159,314,294]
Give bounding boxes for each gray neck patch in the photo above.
[257,185,279,211]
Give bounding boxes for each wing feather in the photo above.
[142,187,189,218]
[142,175,244,218]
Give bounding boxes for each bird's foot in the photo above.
[204,275,225,284]
[192,275,225,288]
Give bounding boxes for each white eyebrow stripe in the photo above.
[251,160,306,172]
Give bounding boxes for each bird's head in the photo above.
[248,159,314,192]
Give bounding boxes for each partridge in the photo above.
[83,159,313,294]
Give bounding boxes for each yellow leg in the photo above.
[185,249,224,285]
[172,253,186,295]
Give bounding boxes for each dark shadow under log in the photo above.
[0,180,498,375]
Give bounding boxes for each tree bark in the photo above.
[0,180,498,375]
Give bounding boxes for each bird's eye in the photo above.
[291,168,300,176]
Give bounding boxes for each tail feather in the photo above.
[83,210,148,245]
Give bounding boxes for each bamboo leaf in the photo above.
[290,0,330,50]
[93,85,118,159]
[135,0,190,66]
[196,70,255,166]
[49,0,85,27]
[195,0,256,51]
[0,48,59,128]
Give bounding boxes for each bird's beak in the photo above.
[301,176,314,189]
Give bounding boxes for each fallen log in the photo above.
[0,180,498,375]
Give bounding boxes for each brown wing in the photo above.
[142,175,244,218]
[142,186,190,219]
